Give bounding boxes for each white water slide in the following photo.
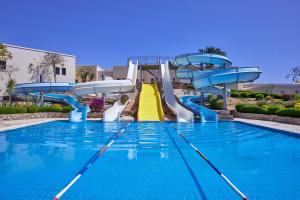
[75,60,138,122]
[161,61,194,123]
[74,61,138,96]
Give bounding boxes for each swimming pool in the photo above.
[0,121,299,199]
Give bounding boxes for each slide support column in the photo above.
[223,84,228,110]
[200,92,205,105]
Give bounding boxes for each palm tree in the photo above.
[78,67,95,82]
[199,46,227,57]
[286,66,300,83]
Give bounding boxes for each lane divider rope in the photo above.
[170,125,248,200]
[52,122,131,200]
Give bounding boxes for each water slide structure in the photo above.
[174,53,262,122]
[137,83,164,121]
[179,96,217,122]
[13,61,138,122]
[160,62,194,123]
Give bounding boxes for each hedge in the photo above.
[235,104,245,112]
[62,106,74,113]
[255,94,264,100]
[239,104,267,114]
[275,108,300,118]
[267,105,283,115]
[38,106,63,112]
[0,106,27,114]
[27,105,39,113]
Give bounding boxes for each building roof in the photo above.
[3,43,76,58]
[76,65,104,71]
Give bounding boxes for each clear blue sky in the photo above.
[1,0,300,83]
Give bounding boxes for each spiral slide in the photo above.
[13,61,139,122]
[175,53,262,121]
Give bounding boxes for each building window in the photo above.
[55,67,60,75]
[296,90,299,94]
[281,91,284,94]
[0,60,6,70]
[62,68,66,75]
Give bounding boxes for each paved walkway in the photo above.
[235,118,300,134]
[1,117,299,135]
[0,118,62,132]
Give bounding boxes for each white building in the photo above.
[0,44,76,93]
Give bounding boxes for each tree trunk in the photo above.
[8,95,12,104]
[53,65,57,82]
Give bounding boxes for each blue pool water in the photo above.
[0,121,299,199]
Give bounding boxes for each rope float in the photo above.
[171,125,248,200]
[52,122,131,200]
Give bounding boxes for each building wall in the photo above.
[244,83,300,95]
[0,44,76,91]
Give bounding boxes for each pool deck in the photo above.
[234,118,300,134]
[0,118,299,135]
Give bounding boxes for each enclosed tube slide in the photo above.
[161,62,194,123]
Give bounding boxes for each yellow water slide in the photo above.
[138,83,164,121]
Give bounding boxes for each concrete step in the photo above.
[218,114,234,120]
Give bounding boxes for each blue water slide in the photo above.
[180,96,218,122]
[13,82,89,122]
[174,53,261,121]
[42,93,90,122]
[177,67,261,89]
[14,82,75,94]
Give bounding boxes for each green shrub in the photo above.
[256,100,267,107]
[0,106,27,114]
[284,101,295,108]
[209,97,223,110]
[275,108,300,118]
[62,106,73,113]
[240,104,267,114]
[230,92,239,98]
[265,95,273,100]
[207,95,214,101]
[38,106,62,112]
[235,104,246,112]
[295,95,300,100]
[255,94,264,100]
[240,92,249,98]
[27,105,39,113]
[267,105,283,115]
[246,92,258,98]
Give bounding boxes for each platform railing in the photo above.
[128,56,174,66]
